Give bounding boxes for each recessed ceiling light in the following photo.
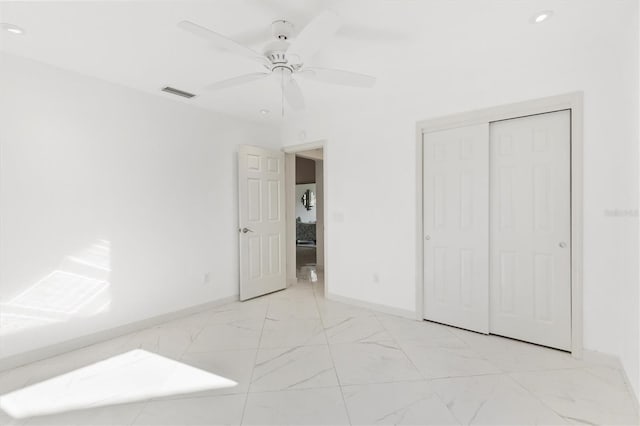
[260,109,270,116]
[531,11,553,24]
[1,23,26,35]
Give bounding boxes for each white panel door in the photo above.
[238,145,286,301]
[423,123,490,333]
[489,110,571,350]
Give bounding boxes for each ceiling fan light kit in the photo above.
[178,9,376,113]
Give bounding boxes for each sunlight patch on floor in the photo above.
[0,349,237,419]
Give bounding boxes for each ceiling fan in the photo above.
[178,10,376,111]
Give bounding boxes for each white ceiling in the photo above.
[0,0,612,124]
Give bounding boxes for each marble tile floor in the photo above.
[0,276,638,425]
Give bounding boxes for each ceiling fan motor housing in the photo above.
[264,38,302,71]
[263,20,304,70]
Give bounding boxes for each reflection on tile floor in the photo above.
[0,272,638,425]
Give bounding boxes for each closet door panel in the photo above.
[489,110,571,350]
[423,123,489,333]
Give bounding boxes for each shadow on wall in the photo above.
[0,240,112,338]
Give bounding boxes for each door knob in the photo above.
[241,227,254,234]
[559,242,567,248]
[425,235,431,240]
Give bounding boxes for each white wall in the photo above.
[295,184,317,224]
[0,53,280,359]
[283,0,640,397]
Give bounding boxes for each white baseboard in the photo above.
[326,292,416,319]
[0,295,238,372]
[582,349,624,368]
[582,350,640,408]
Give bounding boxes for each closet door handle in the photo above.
[559,242,567,248]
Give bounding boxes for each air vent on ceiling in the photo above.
[161,86,196,99]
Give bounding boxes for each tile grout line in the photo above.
[311,277,353,426]
[431,392,466,426]
[239,297,270,425]
[374,315,428,382]
[129,310,216,425]
[504,372,574,425]
[508,367,638,424]
[128,401,149,426]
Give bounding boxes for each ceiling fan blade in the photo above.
[287,10,341,63]
[178,20,267,65]
[298,67,376,88]
[231,26,272,46]
[204,73,270,91]
[283,79,305,110]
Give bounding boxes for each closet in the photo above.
[423,110,571,351]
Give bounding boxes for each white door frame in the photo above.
[415,92,584,357]
[283,141,328,298]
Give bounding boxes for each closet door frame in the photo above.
[415,92,584,358]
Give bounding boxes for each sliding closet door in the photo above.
[423,124,489,333]
[489,110,571,350]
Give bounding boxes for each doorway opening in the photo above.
[284,144,326,293]
[295,155,318,276]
